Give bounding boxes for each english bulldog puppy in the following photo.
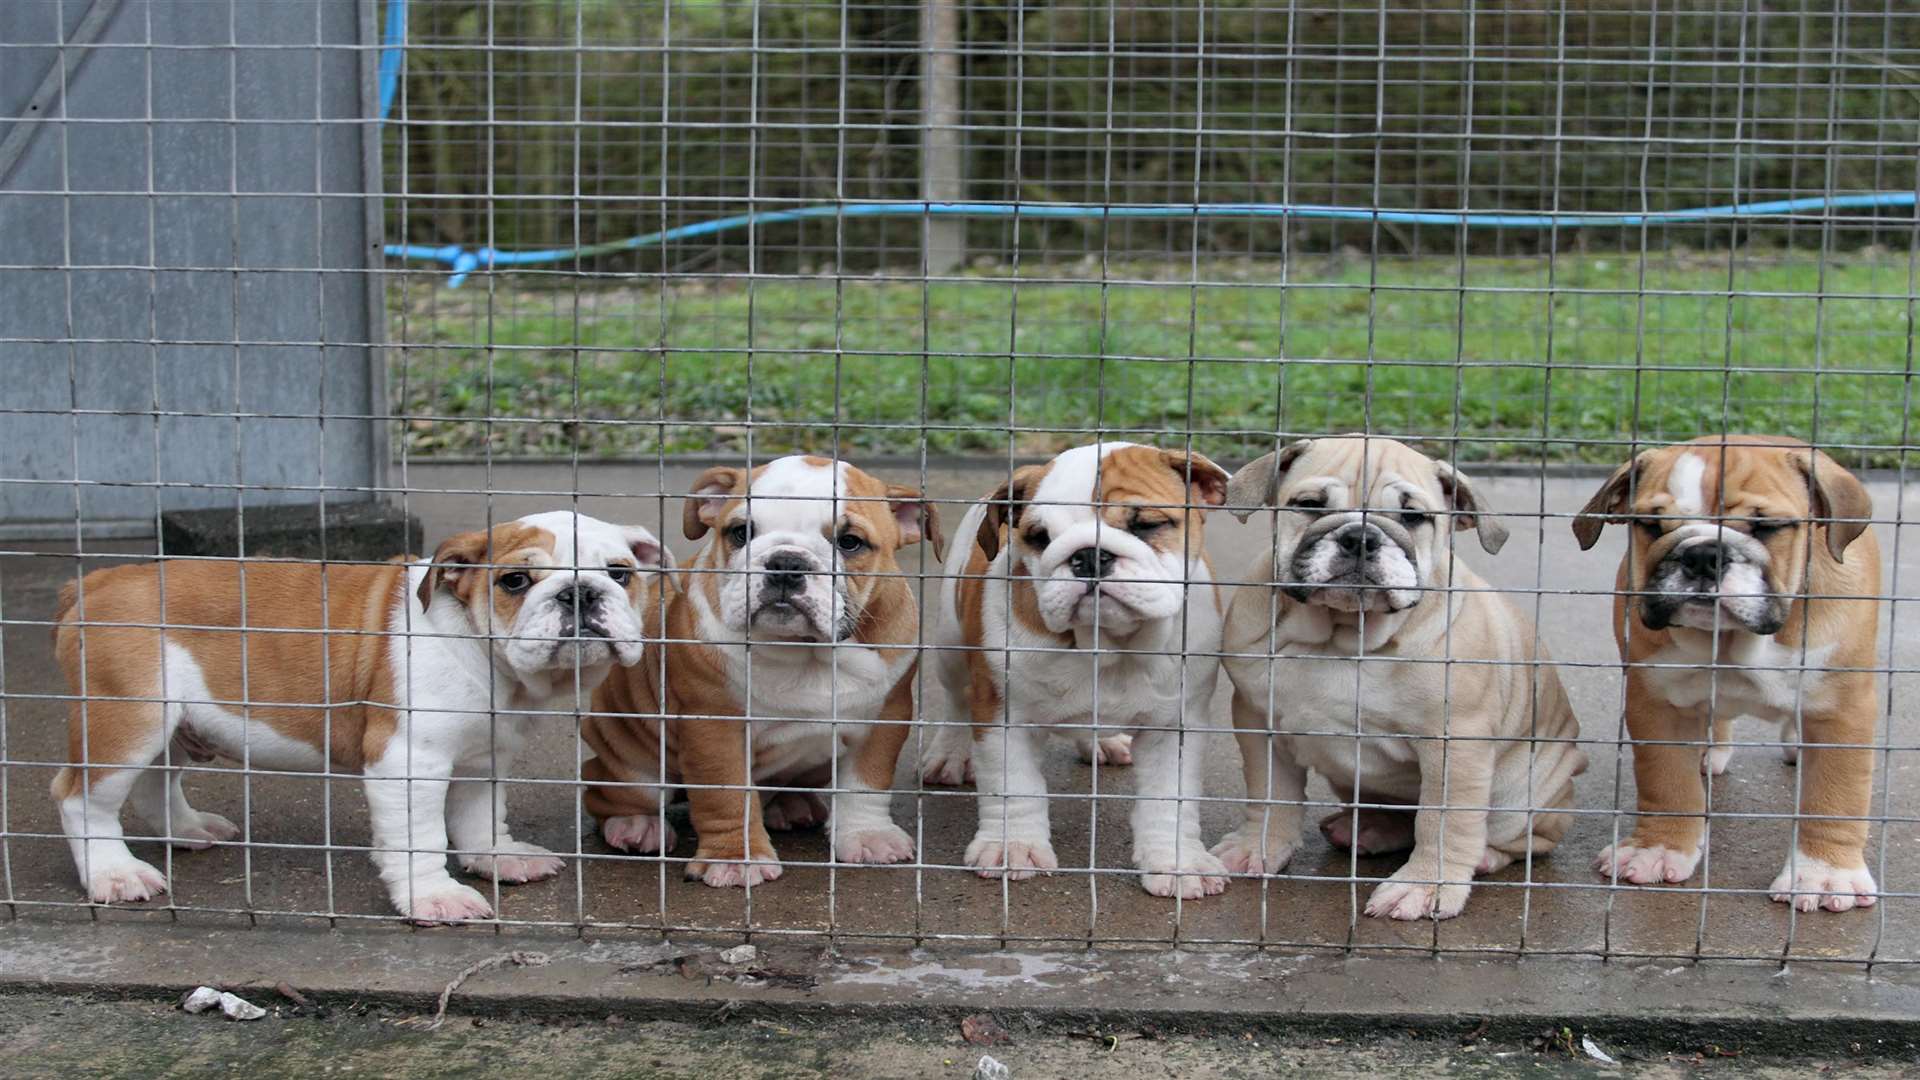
[918,442,1233,899]
[1211,436,1585,921]
[51,512,665,923]
[1574,435,1881,912]
[580,455,940,887]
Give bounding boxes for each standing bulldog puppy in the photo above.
[1211,436,1585,921]
[1573,435,1881,913]
[52,512,665,923]
[581,456,941,887]
[918,442,1233,899]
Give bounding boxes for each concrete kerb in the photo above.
[2,924,1918,1057]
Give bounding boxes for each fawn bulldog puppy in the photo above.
[1211,436,1585,921]
[580,455,941,887]
[1574,435,1882,912]
[917,442,1234,900]
[51,512,666,923]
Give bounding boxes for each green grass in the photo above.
[388,254,1918,465]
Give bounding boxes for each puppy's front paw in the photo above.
[169,811,240,851]
[1138,849,1229,900]
[964,835,1057,881]
[602,814,677,854]
[687,850,783,889]
[402,882,494,925]
[919,745,975,787]
[763,791,829,832]
[1319,807,1417,856]
[1769,852,1877,913]
[87,858,170,904]
[1364,867,1471,921]
[1077,734,1133,767]
[1209,825,1297,876]
[459,841,564,884]
[834,823,914,865]
[1593,839,1701,885]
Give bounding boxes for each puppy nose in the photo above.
[1335,525,1383,557]
[1068,547,1117,579]
[763,551,811,595]
[553,584,584,609]
[1680,543,1725,578]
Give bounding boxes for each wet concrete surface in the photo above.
[1,460,1917,967]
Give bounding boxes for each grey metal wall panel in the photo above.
[0,0,384,533]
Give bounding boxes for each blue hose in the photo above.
[372,1,1917,289]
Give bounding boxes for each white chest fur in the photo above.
[1641,632,1840,719]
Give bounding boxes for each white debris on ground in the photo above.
[1580,1035,1619,1065]
[974,1053,1011,1080]
[180,987,266,1021]
[720,945,758,966]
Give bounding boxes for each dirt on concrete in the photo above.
[0,989,1911,1079]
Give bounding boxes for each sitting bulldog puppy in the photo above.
[1212,436,1586,921]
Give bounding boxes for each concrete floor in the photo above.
[2,460,1917,964]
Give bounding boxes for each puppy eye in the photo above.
[1750,519,1791,539]
[496,571,532,594]
[1400,509,1430,528]
[725,523,752,548]
[1026,528,1051,549]
[835,531,868,554]
[606,566,633,586]
[1636,518,1665,539]
[1287,494,1327,513]
[1128,516,1170,537]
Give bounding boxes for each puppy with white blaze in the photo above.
[1212,436,1585,921]
[581,455,941,887]
[920,442,1234,900]
[51,512,666,923]
[1574,435,1882,913]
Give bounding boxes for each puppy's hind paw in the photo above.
[602,814,677,854]
[687,854,783,889]
[1077,734,1133,767]
[918,748,974,787]
[459,841,564,884]
[833,824,914,865]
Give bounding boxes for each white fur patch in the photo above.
[1769,850,1878,913]
[1668,453,1707,515]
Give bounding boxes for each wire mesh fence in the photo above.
[0,0,1917,968]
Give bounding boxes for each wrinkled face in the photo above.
[1229,436,1506,616]
[1588,442,1834,636]
[422,511,664,682]
[686,456,935,644]
[991,443,1227,636]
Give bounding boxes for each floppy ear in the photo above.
[1225,439,1314,522]
[682,466,745,541]
[1797,448,1873,562]
[975,465,1044,562]
[1572,453,1647,551]
[884,484,945,560]
[416,528,493,610]
[1160,449,1230,509]
[1433,461,1509,556]
[621,525,672,573]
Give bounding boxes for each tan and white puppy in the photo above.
[1574,435,1881,913]
[1211,436,1585,921]
[918,442,1233,899]
[51,511,665,922]
[581,455,940,887]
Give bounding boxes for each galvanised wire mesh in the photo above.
[0,0,1917,967]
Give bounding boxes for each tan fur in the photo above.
[581,460,932,871]
[1576,435,1881,875]
[51,559,412,800]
